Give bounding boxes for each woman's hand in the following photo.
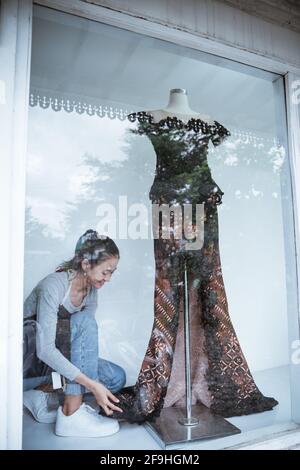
[75,372,123,415]
[91,381,123,416]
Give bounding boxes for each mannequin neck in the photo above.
[164,91,194,115]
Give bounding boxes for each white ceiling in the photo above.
[218,0,300,33]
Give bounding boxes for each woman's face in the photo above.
[83,256,119,289]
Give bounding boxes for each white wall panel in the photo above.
[0,0,32,450]
[84,0,300,69]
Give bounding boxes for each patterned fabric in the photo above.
[23,304,71,379]
[54,305,71,362]
[108,111,278,423]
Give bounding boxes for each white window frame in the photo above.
[1,0,300,450]
[0,0,33,450]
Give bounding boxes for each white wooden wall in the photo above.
[0,0,32,450]
[85,0,300,69]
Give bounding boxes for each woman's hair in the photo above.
[57,230,119,272]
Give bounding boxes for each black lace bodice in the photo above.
[127,111,230,137]
[127,111,230,206]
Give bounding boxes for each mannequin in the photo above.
[146,88,215,125]
[111,90,278,427]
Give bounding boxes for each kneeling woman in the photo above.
[23,230,125,437]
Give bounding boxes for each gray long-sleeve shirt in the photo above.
[24,271,98,381]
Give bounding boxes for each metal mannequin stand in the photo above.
[145,258,241,449]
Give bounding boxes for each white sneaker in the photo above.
[23,389,58,424]
[55,403,120,438]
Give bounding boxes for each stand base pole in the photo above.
[178,417,199,427]
[144,404,241,449]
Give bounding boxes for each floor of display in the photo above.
[23,365,295,450]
